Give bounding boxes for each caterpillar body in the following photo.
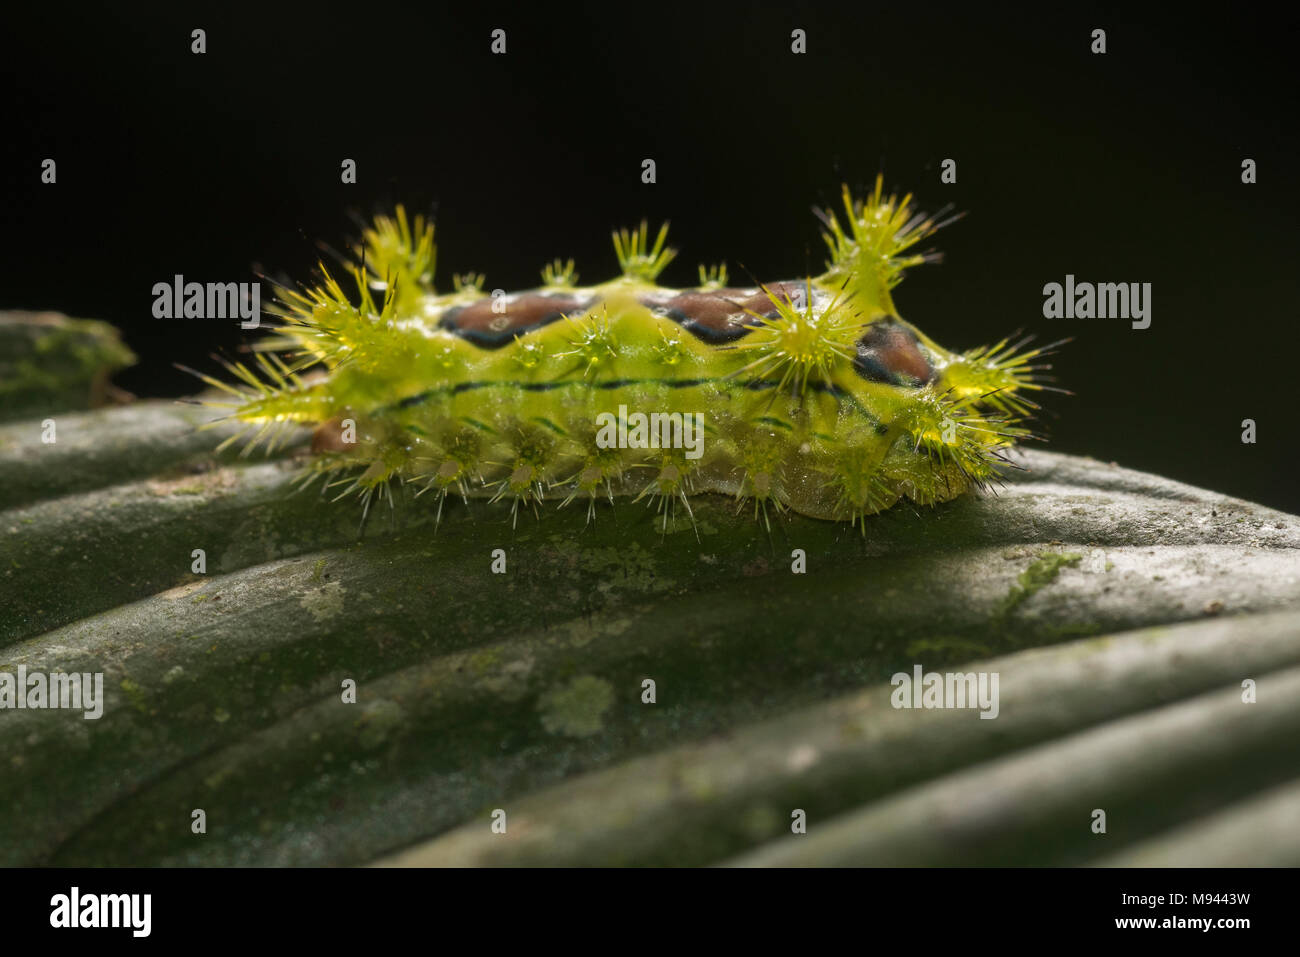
[200,177,1057,532]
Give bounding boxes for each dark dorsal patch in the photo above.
[649,281,810,344]
[439,293,585,348]
[853,320,935,386]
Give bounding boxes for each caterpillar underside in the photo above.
[199,177,1059,533]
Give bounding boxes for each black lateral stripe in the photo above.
[381,376,872,419]
[399,391,436,408]
[596,377,711,390]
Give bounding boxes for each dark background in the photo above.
[4,3,1297,512]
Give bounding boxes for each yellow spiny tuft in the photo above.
[179,350,326,456]
[541,257,578,287]
[697,262,728,289]
[949,335,1070,416]
[486,424,558,528]
[555,306,618,378]
[452,272,485,292]
[652,326,691,367]
[727,280,865,395]
[360,205,436,306]
[266,260,400,369]
[817,174,957,314]
[612,220,676,282]
[825,444,898,533]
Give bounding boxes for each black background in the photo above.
[3,3,1296,511]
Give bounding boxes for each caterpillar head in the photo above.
[851,315,1064,519]
[798,179,1062,518]
[724,260,1059,523]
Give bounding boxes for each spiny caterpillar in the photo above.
[197,177,1059,533]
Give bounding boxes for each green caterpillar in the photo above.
[199,177,1057,532]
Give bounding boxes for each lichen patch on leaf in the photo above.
[538,675,615,738]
